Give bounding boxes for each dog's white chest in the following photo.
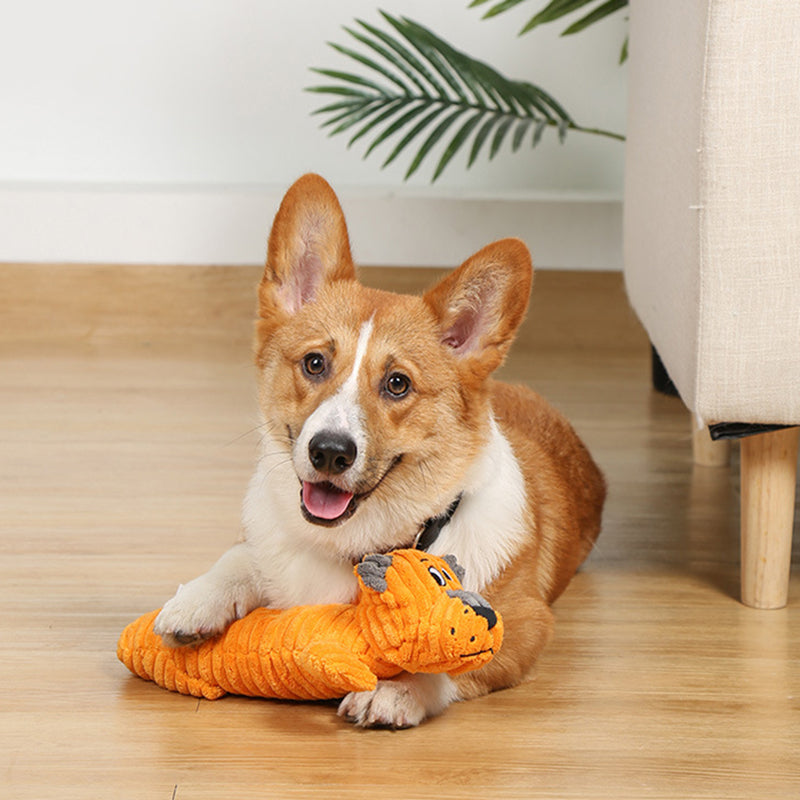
[428,418,528,592]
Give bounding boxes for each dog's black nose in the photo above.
[308,431,357,475]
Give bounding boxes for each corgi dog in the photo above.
[154,174,606,728]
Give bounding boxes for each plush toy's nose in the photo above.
[472,604,498,631]
[447,589,498,630]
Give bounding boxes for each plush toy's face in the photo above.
[356,549,503,675]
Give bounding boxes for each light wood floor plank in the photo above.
[1,264,797,799]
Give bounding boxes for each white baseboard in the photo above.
[0,183,622,270]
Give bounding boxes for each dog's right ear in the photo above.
[258,174,355,327]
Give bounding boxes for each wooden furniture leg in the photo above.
[740,427,799,609]
[692,418,731,467]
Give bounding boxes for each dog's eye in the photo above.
[302,353,327,378]
[428,566,447,586]
[384,372,411,398]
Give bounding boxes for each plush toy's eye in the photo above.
[302,352,327,379]
[428,566,447,586]
[441,569,452,582]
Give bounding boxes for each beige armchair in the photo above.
[623,1,800,608]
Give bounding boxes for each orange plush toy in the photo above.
[117,549,503,701]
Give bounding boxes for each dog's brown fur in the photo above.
[457,380,605,699]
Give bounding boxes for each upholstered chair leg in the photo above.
[740,427,799,609]
[651,345,679,396]
[692,418,731,467]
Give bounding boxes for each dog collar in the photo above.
[349,493,463,565]
[414,494,463,552]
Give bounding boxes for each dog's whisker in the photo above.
[262,457,294,480]
[225,422,273,448]
[416,457,435,494]
[260,434,293,452]
[257,449,293,462]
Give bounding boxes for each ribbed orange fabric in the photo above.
[117,550,503,702]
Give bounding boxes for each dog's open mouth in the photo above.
[299,455,403,528]
[301,481,357,526]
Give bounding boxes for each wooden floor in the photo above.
[1,263,798,800]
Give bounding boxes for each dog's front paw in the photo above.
[153,577,245,648]
[337,673,458,729]
[338,680,426,729]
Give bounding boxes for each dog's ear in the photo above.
[258,174,355,322]
[423,238,533,381]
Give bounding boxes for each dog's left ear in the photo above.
[258,174,355,323]
[424,238,533,380]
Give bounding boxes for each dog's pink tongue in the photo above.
[302,481,354,520]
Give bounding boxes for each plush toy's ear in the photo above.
[258,174,355,322]
[442,554,466,584]
[423,238,532,383]
[356,554,393,593]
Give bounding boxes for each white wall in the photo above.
[0,0,627,267]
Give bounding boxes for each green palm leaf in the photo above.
[307,12,622,182]
[326,101,388,137]
[512,118,532,151]
[466,0,628,38]
[364,101,432,158]
[489,117,515,159]
[434,110,484,180]
[481,0,532,20]
[344,24,432,97]
[380,14,470,105]
[381,106,448,169]
[521,0,601,34]
[356,18,448,98]
[347,97,408,147]
[560,0,628,35]
[405,108,468,179]
[468,114,503,167]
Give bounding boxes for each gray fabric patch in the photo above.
[442,554,466,583]
[356,553,393,592]
[446,588,489,609]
